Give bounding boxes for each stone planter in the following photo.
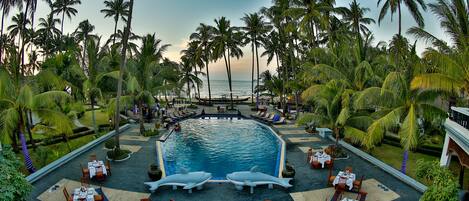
[148,164,162,181]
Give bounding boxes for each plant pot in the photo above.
[282,163,296,179]
[148,164,162,181]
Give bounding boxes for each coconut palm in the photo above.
[180,41,204,99]
[0,68,74,173]
[408,0,469,52]
[342,0,375,61]
[190,23,214,103]
[73,20,97,73]
[52,0,81,34]
[7,13,30,47]
[179,56,203,103]
[211,17,243,109]
[352,71,447,174]
[0,0,22,63]
[101,0,129,45]
[106,29,140,57]
[377,0,426,36]
[241,13,271,106]
[127,33,169,134]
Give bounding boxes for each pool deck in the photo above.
[28,105,422,201]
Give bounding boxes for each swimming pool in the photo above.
[158,118,285,180]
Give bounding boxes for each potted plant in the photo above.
[305,121,318,134]
[148,163,162,181]
[281,161,296,179]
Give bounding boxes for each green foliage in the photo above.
[417,160,459,201]
[104,138,116,149]
[35,146,52,167]
[107,148,131,160]
[0,145,32,201]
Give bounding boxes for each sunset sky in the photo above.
[4,0,448,81]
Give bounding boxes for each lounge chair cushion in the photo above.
[272,115,280,122]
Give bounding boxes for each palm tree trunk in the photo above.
[61,11,65,34]
[400,150,408,174]
[222,49,233,109]
[205,57,212,104]
[90,96,98,136]
[25,110,36,150]
[0,8,5,64]
[114,0,134,150]
[255,36,260,109]
[251,42,255,104]
[138,100,144,135]
[112,18,118,45]
[227,49,234,109]
[187,79,191,103]
[398,3,402,36]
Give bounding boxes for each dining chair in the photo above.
[327,167,336,187]
[90,154,97,161]
[62,187,72,201]
[325,157,334,169]
[140,198,151,201]
[353,175,365,192]
[105,159,111,176]
[310,159,321,169]
[80,176,89,188]
[345,166,353,173]
[80,164,89,178]
[356,191,368,201]
[96,169,106,181]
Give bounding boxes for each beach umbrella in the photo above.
[20,132,36,173]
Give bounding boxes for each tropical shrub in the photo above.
[107,148,131,161]
[416,160,459,201]
[143,129,159,137]
[0,145,32,201]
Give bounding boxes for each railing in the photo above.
[450,107,469,130]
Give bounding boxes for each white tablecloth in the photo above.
[341,198,358,201]
[309,152,331,168]
[87,161,107,178]
[332,171,356,190]
[73,187,96,201]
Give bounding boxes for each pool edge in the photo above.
[156,140,166,178]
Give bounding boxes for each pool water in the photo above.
[160,118,282,180]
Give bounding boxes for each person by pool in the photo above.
[174,123,181,132]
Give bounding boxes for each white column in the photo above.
[440,133,451,167]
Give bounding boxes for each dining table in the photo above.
[310,152,331,168]
[332,171,356,190]
[73,187,98,201]
[87,160,107,179]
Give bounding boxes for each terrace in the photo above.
[27,106,423,201]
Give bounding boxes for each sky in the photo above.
[3,0,449,81]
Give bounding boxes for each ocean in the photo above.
[198,80,254,98]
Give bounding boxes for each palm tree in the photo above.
[352,72,447,174]
[342,0,375,60]
[52,0,81,34]
[0,0,22,64]
[106,29,140,56]
[190,23,213,103]
[101,0,129,45]
[113,0,134,153]
[180,41,204,100]
[7,13,30,47]
[211,17,243,109]
[73,20,97,73]
[408,0,468,51]
[179,56,203,103]
[377,0,426,36]
[36,13,61,58]
[241,13,271,106]
[128,33,169,134]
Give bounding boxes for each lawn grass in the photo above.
[78,110,109,128]
[369,144,438,185]
[17,132,104,175]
